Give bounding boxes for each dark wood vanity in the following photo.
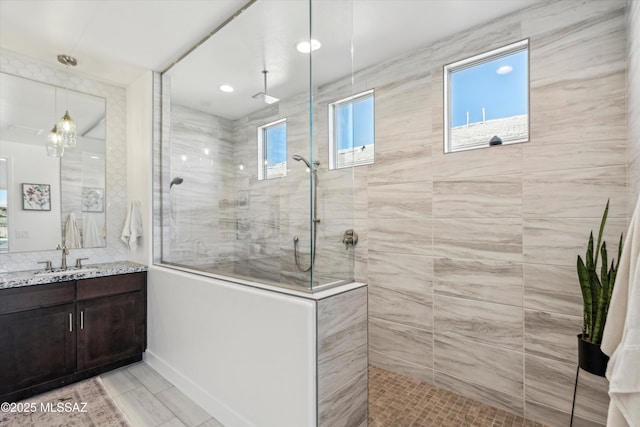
[0,271,146,402]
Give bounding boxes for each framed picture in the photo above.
[22,183,51,211]
[82,187,104,212]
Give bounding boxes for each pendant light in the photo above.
[56,54,77,148]
[46,125,64,157]
[46,86,64,157]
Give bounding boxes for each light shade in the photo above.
[57,110,77,148]
[46,125,64,157]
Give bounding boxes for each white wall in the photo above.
[126,71,154,265]
[0,140,61,252]
[145,266,316,427]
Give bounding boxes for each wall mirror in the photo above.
[0,72,106,253]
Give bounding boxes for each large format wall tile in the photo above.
[523,166,627,218]
[317,288,368,401]
[433,217,522,262]
[523,263,583,316]
[434,335,523,397]
[522,0,624,38]
[525,354,609,424]
[369,284,432,331]
[369,349,434,385]
[434,258,523,306]
[434,371,524,416]
[318,370,368,427]
[431,143,522,180]
[433,174,522,218]
[367,145,432,186]
[368,251,432,293]
[368,218,432,256]
[434,295,523,352]
[374,76,431,154]
[367,181,432,219]
[525,400,604,427]
[523,217,628,266]
[369,317,433,369]
[524,309,582,363]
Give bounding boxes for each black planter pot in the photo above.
[577,334,609,377]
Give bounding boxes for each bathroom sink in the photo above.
[36,268,100,278]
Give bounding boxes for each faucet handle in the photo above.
[75,257,89,268]
[37,261,53,271]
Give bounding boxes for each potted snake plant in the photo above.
[576,200,623,376]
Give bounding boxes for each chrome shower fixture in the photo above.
[252,70,279,104]
[170,177,184,188]
[292,154,319,171]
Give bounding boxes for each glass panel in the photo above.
[159,0,356,292]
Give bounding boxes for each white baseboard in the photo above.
[143,350,254,427]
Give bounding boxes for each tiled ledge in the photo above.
[0,261,148,290]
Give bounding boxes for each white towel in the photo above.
[121,200,143,251]
[64,212,82,248]
[83,213,104,248]
[601,195,640,427]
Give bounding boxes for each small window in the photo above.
[329,89,374,169]
[257,118,287,180]
[444,39,529,153]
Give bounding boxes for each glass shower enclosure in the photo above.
[157,0,358,292]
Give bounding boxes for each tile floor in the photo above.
[99,362,224,427]
[368,366,547,427]
[104,362,547,427]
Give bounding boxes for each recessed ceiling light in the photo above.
[496,65,513,75]
[219,84,234,93]
[296,39,321,53]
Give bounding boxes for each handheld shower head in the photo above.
[170,177,184,188]
[292,154,310,169]
[292,154,319,171]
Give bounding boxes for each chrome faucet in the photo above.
[56,244,69,270]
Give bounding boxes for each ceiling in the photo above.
[0,0,541,89]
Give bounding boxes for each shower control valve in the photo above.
[342,229,358,250]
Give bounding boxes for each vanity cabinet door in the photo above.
[0,303,76,395]
[76,292,145,372]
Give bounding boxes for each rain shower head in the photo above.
[252,70,279,104]
[292,154,319,170]
[170,177,184,188]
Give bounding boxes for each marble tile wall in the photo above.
[1,51,128,272]
[163,103,236,268]
[357,0,629,426]
[316,287,368,427]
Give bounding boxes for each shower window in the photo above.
[258,118,287,180]
[444,39,529,153]
[328,90,374,170]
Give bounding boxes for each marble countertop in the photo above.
[0,261,148,290]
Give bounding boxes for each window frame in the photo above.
[443,38,530,154]
[328,89,375,170]
[257,118,287,180]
